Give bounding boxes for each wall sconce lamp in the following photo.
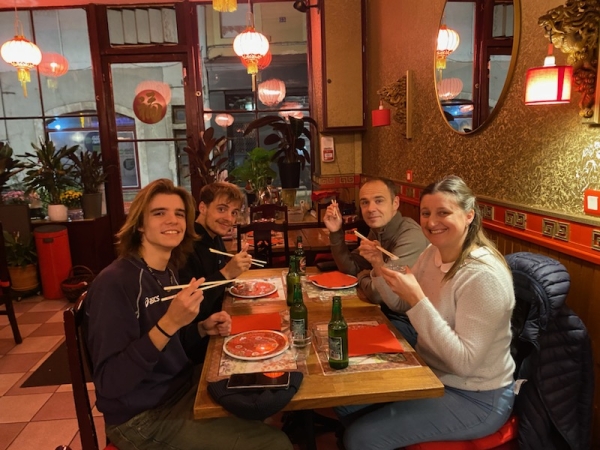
[524,40,572,106]
[293,0,319,14]
[533,2,600,121]
[372,101,391,127]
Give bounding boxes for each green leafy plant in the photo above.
[243,115,317,169]
[184,127,229,187]
[0,142,27,201]
[22,137,79,205]
[68,150,108,194]
[230,147,277,193]
[3,231,37,267]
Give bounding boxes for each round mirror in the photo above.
[435,0,520,134]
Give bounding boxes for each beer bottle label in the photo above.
[291,319,306,339]
[329,336,343,361]
[298,257,306,273]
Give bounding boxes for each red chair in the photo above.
[63,293,118,450]
[405,415,518,450]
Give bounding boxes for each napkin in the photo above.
[308,271,358,288]
[344,232,358,243]
[348,324,404,356]
[230,312,282,335]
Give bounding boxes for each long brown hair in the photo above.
[420,175,508,280]
[115,179,198,267]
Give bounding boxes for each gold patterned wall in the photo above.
[361,0,600,219]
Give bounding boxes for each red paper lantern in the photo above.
[133,89,167,124]
[241,50,272,71]
[258,78,286,106]
[233,26,269,75]
[524,47,572,105]
[37,53,69,89]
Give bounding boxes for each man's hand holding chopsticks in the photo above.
[160,277,206,336]
[221,242,252,279]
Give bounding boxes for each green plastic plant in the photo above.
[68,150,108,194]
[243,115,317,169]
[21,137,79,205]
[3,231,37,267]
[230,147,277,193]
[184,127,229,187]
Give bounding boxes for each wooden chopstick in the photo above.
[353,230,399,260]
[331,199,338,219]
[160,279,236,301]
[209,248,266,266]
[163,280,233,291]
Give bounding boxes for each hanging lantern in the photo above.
[437,78,463,101]
[37,53,69,90]
[233,26,269,74]
[133,90,167,124]
[279,102,304,119]
[241,50,272,71]
[215,113,234,128]
[135,80,171,105]
[436,25,460,70]
[213,0,237,12]
[258,78,286,106]
[525,44,572,105]
[1,34,42,97]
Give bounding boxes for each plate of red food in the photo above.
[308,271,358,289]
[229,280,277,298]
[223,330,289,361]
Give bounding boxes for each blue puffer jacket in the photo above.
[506,252,594,450]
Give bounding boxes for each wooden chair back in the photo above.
[237,220,290,267]
[63,292,104,450]
[249,204,288,223]
[0,222,21,343]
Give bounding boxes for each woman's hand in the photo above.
[380,267,425,308]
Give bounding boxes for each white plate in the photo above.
[229,281,277,299]
[223,330,289,361]
[311,279,358,290]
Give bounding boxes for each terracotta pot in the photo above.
[47,204,68,222]
[81,193,102,219]
[8,264,39,292]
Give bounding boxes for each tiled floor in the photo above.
[0,295,339,450]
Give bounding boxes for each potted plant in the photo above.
[68,150,108,219]
[230,147,277,205]
[243,115,317,189]
[0,142,27,202]
[21,137,79,222]
[3,230,38,292]
[184,127,229,201]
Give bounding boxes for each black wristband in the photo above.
[155,321,173,338]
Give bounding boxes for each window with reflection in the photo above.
[437,0,515,133]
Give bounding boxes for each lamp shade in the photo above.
[203,107,213,122]
[525,55,572,105]
[279,102,304,119]
[372,102,391,127]
[436,25,460,70]
[437,78,463,100]
[215,113,234,128]
[38,53,69,89]
[233,26,270,75]
[135,80,171,105]
[213,0,237,12]
[258,78,286,106]
[1,34,42,97]
[133,90,167,124]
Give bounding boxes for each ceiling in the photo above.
[0,0,187,7]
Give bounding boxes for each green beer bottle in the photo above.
[295,235,306,275]
[286,256,300,306]
[328,296,348,369]
[290,283,308,343]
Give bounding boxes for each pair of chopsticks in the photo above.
[209,248,266,267]
[331,199,338,219]
[160,279,237,301]
[353,230,399,261]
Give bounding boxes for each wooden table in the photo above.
[194,268,444,424]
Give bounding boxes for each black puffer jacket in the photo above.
[506,252,594,450]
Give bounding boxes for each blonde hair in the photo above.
[115,179,198,267]
[420,175,508,280]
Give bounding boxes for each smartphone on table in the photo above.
[227,371,291,389]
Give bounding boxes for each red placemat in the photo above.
[230,312,282,335]
[348,324,404,356]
